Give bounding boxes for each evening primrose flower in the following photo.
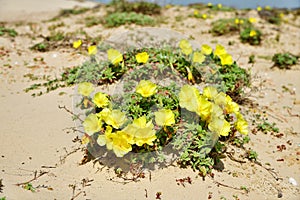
[93,92,109,108]
[179,84,200,113]
[155,109,175,126]
[257,6,262,11]
[88,45,97,55]
[208,118,231,136]
[123,116,156,146]
[136,80,157,97]
[83,113,102,135]
[201,44,212,55]
[97,126,114,150]
[225,95,239,114]
[214,92,227,106]
[186,67,194,82]
[73,39,82,49]
[249,30,257,37]
[217,3,222,9]
[235,113,249,135]
[203,86,218,100]
[135,52,149,64]
[193,51,205,64]
[194,10,199,17]
[110,131,133,157]
[207,2,212,7]
[179,39,193,56]
[235,18,240,25]
[78,82,94,96]
[103,109,127,129]
[214,44,227,57]
[196,96,213,120]
[265,5,271,10]
[219,53,233,66]
[202,14,207,19]
[248,17,257,24]
[107,48,123,65]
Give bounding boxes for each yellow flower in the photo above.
[107,48,123,65]
[88,45,97,55]
[103,109,127,129]
[78,82,94,96]
[123,116,156,146]
[194,10,199,17]
[97,126,114,149]
[249,30,257,37]
[110,131,132,157]
[93,92,109,108]
[179,85,199,113]
[136,80,157,97]
[196,96,213,120]
[97,108,111,121]
[210,104,224,120]
[225,96,239,114]
[240,19,244,24]
[214,92,227,106]
[83,113,102,135]
[235,113,248,135]
[73,40,82,49]
[217,3,222,9]
[135,52,149,64]
[97,127,132,157]
[179,39,193,56]
[248,17,257,24]
[235,18,240,24]
[202,14,207,19]
[265,5,271,10]
[219,53,233,66]
[207,2,212,7]
[186,67,194,82]
[279,13,284,18]
[203,86,218,100]
[257,6,262,11]
[155,109,175,126]
[214,44,226,57]
[193,51,205,64]
[208,118,231,136]
[201,44,212,55]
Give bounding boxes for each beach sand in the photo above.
[0,0,299,199]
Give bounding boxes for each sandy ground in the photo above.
[0,0,300,200]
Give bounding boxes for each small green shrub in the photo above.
[240,28,262,45]
[211,18,251,36]
[272,53,298,69]
[109,0,161,15]
[104,12,155,27]
[0,26,18,37]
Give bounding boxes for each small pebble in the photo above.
[52,53,57,58]
[288,177,298,186]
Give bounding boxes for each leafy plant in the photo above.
[272,53,298,69]
[109,0,161,15]
[240,28,262,45]
[0,26,18,37]
[211,18,251,36]
[23,183,35,192]
[104,12,155,27]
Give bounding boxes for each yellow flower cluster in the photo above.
[79,80,178,157]
[179,85,248,136]
[214,44,233,66]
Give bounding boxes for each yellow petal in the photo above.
[78,82,94,96]
[214,44,226,57]
[193,51,205,64]
[203,86,218,100]
[73,40,82,49]
[201,44,212,55]
[209,118,231,136]
[83,113,102,135]
[104,109,127,129]
[88,45,97,55]
[179,39,193,55]
[107,48,123,65]
[136,80,157,97]
[135,52,149,64]
[219,53,233,66]
[93,92,109,108]
[179,85,199,113]
[155,109,175,126]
